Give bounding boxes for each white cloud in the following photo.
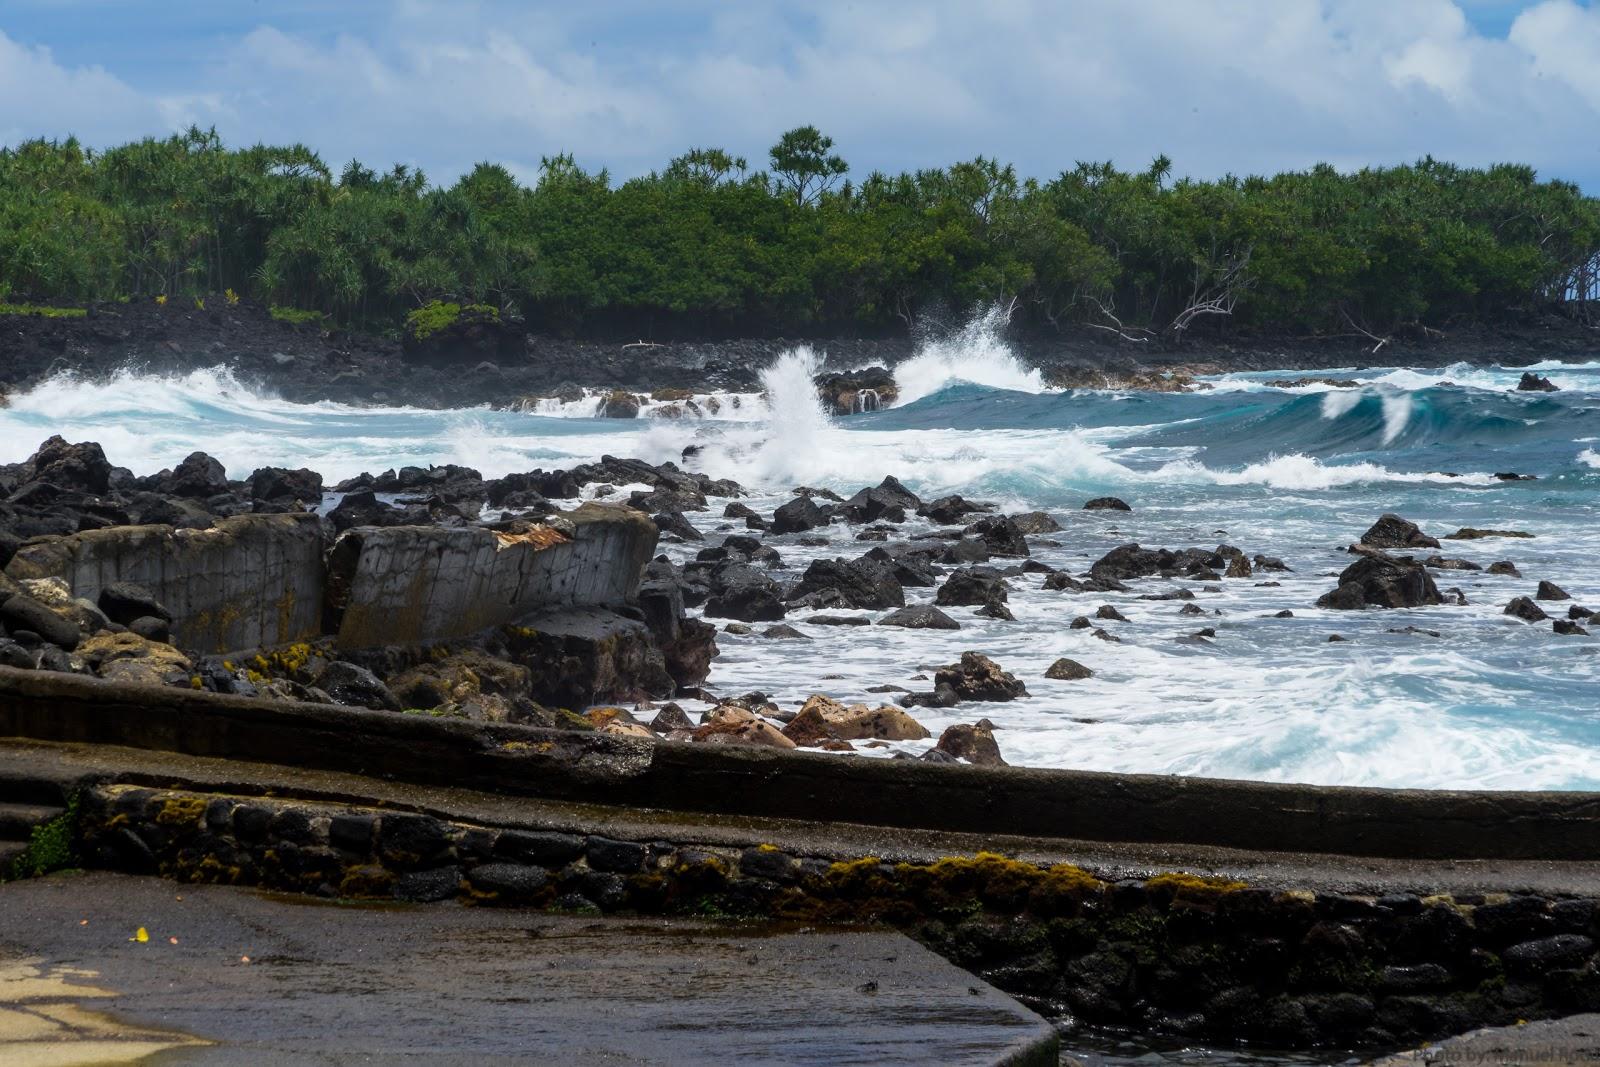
[1509,0,1600,110]
[0,30,164,146]
[2,2,1599,188]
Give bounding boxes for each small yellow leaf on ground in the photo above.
[130,927,149,943]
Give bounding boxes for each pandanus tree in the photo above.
[1,126,1598,338]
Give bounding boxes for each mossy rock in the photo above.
[401,301,523,363]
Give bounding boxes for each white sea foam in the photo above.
[7,357,1598,789]
[1319,390,1362,419]
[1380,393,1413,444]
[1155,453,1496,490]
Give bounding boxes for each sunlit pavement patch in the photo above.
[0,956,208,1065]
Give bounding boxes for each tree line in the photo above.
[3,124,1599,341]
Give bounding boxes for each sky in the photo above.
[2,0,1598,190]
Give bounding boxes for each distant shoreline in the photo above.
[2,299,1594,410]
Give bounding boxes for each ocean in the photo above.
[4,323,1597,791]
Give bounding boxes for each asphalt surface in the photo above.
[0,871,1058,1066]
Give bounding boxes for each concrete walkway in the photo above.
[1370,1013,1600,1065]
[0,871,1059,1066]
[9,737,1600,899]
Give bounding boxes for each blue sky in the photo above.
[3,1,1599,190]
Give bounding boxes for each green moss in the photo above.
[270,305,325,326]
[3,795,80,881]
[405,300,498,341]
[0,303,86,318]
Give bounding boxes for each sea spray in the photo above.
[891,306,1045,406]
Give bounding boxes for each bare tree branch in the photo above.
[1087,296,1153,343]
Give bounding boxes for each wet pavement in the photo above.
[0,871,1058,1066]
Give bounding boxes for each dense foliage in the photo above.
[3,125,1599,340]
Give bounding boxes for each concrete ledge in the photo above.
[3,666,1599,860]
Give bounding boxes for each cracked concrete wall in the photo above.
[5,514,326,653]
[332,503,658,648]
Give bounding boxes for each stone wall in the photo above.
[5,514,325,653]
[330,504,657,648]
[77,782,1600,1051]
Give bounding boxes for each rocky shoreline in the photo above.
[2,299,1595,409]
[1,431,1591,773]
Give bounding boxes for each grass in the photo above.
[270,305,326,326]
[0,303,86,318]
[3,795,80,881]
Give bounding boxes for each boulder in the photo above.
[934,721,1007,766]
[97,581,173,627]
[1536,580,1571,602]
[864,543,942,588]
[977,598,1014,621]
[1487,561,1522,577]
[1554,620,1589,636]
[1083,497,1131,511]
[0,594,81,650]
[781,695,930,745]
[1505,597,1548,623]
[692,719,796,749]
[1358,514,1439,550]
[919,495,984,524]
[838,477,920,523]
[787,557,904,610]
[1044,658,1093,681]
[703,565,787,622]
[941,537,991,565]
[935,652,1027,702]
[772,495,829,535]
[328,490,407,533]
[77,631,191,687]
[964,515,1030,558]
[1444,527,1534,541]
[23,436,111,494]
[128,616,171,643]
[315,661,402,711]
[1516,372,1559,392]
[636,580,717,691]
[935,567,1007,608]
[897,683,960,710]
[877,605,960,630]
[247,467,324,503]
[1007,511,1062,535]
[1316,554,1443,610]
[0,639,34,670]
[601,391,641,418]
[761,624,810,640]
[387,651,534,715]
[652,511,703,542]
[649,703,695,733]
[815,367,899,415]
[160,451,230,498]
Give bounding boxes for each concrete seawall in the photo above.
[3,666,1598,861]
[6,514,326,652]
[330,504,658,647]
[4,503,660,654]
